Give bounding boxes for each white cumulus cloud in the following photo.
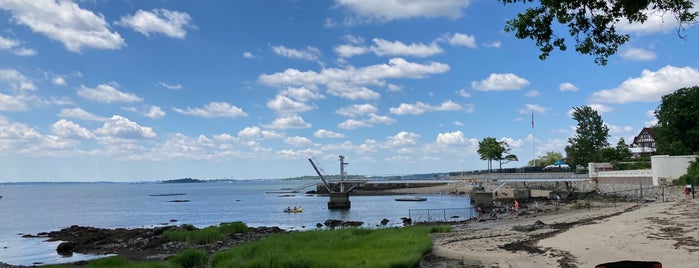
[370,38,443,57]
[0,68,36,91]
[58,107,107,121]
[559,82,578,92]
[95,115,156,139]
[445,33,476,48]
[259,58,449,101]
[0,35,35,56]
[145,106,166,119]
[271,45,321,61]
[390,100,462,115]
[267,95,314,114]
[436,131,465,145]
[338,119,371,130]
[266,115,311,129]
[77,84,142,103]
[0,0,125,52]
[237,126,283,140]
[173,102,248,118]
[336,103,378,117]
[620,47,657,61]
[284,136,313,147]
[590,65,699,103]
[51,119,93,139]
[118,9,192,39]
[314,129,345,138]
[336,0,472,21]
[471,73,529,91]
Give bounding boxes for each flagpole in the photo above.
[532,111,535,167]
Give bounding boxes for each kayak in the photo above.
[284,207,303,213]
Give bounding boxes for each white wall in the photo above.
[651,155,696,185]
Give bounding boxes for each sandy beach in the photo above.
[417,187,699,267]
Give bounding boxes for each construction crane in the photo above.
[308,155,356,209]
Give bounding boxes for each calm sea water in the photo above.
[0,180,471,266]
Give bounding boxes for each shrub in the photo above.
[164,222,248,244]
[219,221,249,235]
[169,249,208,268]
[190,226,223,244]
[677,157,699,186]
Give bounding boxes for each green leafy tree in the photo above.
[477,137,506,172]
[600,147,619,163]
[528,151,564,166]
[601,138,632,163]
[501,0,697,65]
[615,137,632,161]
[678,157,699,186]
[498,141,519,169]
[565,106,610,167]
[655,86,699,155]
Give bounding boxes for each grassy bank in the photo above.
[163,221,249,244]
[211,225,448,267]
[44,225,449,268]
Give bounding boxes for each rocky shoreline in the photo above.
[4,217,415,267]
[3,224,287,267]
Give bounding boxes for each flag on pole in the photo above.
[531,112,534,129]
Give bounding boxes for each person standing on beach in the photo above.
[555,194,561,209]
[514,200,519,212]
[534,200,539,213]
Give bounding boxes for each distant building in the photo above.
[629,127,656,158]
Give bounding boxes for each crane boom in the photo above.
[308,158,332,193]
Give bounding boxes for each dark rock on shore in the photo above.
[56,242,75,256]
[323,219,364,228]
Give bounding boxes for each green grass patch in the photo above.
[163,221,249,244]
[42,256,175,268]
[210,226,447,268]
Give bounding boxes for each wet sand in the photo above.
[430,198,699,267]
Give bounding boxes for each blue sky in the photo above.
[1,0,698,182]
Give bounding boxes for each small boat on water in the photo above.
[284,207,303,213]
[395,197,427,202]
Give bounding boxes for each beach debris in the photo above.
[512,220,548,232]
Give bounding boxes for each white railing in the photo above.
[594,169,652,178]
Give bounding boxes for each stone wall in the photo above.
[571,181,688,202]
